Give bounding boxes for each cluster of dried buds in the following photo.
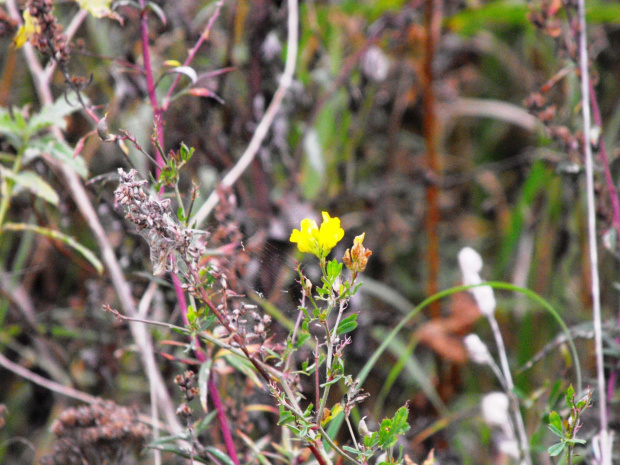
[114,168,203,276]
[27,0,70,64]
[210,303,273,347]
[40,400,148,465]
[175,370,198,418]
[523,89,583,163]
[235,306,272,342]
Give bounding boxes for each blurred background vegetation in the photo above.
[1,0,620,464]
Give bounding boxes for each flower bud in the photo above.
[458,247,483,285]
[303,277,312,296]
[458,247,496,316]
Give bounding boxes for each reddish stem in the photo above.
[590,82,620,400]
[138,3,239,462]
[162,0,226,111]
[174,274,241,465]
[138,1,164,169]
[589,83,620,244]
[138,4,328,463]
[422,0,443,319]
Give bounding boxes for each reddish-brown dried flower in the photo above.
[343,233,372,274]
[26,0,70,64]
[40,400,149,465]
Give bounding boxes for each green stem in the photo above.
[328,281,582,439]
[0,144,25,239]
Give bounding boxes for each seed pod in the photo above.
[308,320,326,339]
[97,113,117,142]
[358,416,371,436]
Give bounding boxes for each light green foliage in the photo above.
[546,385,591,462]
[0,100,97,271]
[155,141,195,192]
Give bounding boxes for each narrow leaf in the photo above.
[146,1,167,25]
[548,441,566,457]
[167,66,198,84]
[337,313,358,335]
[198,359,212,413]
[0,166,59,205]
[2,223,103,274]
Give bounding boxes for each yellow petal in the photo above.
[290,219,319,255]
[13,10,39,49]
[318,211,344,252]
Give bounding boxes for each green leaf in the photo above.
[179,142,194,162]
[194,411,217,434]
[364,431,379,448]
[2,222,103,274]
[28,97,84,134]
[219,351,263,388]
[198,358,212,412]
[548,441,566,457]
[336,313,358,335]
[277,408,295,426]
[547,411,564,438]
[29,137,89,178]
[0,107,26,148]
[203,446,238,465]
[566,438,586,446]
[565,384,575,405]
[327,258,342,279]
[0,167,59,205]
[378,406,410,450]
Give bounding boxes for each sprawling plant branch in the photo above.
[190,0,300,227]
[5,0,183,438]
[575,0,610,463]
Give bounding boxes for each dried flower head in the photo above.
[14,0,70,64]
[343,233,372,274]
[40,400,149,465]
[114,168,199,276]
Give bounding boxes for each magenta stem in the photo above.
[173,273,241,465]
[590,82,620,401]
[139,3,239,462]
[162,0,226,111]
[138,0,164,169]
[589,83,620,237]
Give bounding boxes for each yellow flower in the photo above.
[290,211,344,259]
